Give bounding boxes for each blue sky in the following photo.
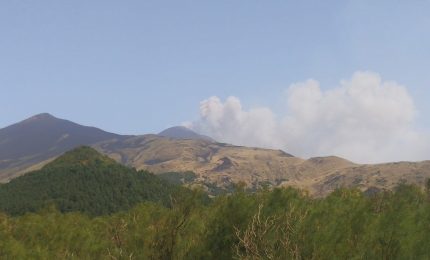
[1,0,429,137]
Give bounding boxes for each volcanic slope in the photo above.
[0,113,124,181]
[94,136,430,195]
[2,114,430,196]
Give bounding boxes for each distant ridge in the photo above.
[158,126,214,141]
[0,113,125,181]
[2,113,430,197]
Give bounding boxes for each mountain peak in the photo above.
[0,114,120,181]
[32,112,55,118]
[158,126,214,141]
[22,113,57,123]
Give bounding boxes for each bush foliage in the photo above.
[2,147,430,259]
[1,185,430,259]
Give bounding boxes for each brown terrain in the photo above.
[93,136,430,196]
[1,114,430,196]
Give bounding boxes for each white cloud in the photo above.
[190,71,429,163]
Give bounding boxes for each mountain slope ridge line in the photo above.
[1,113,430,196]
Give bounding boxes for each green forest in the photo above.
[1,147,430,259]
[2,185,430,259]
[0,147,190,216]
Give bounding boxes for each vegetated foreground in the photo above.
[1,184,430,259]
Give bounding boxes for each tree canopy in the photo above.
[0,146,186,216]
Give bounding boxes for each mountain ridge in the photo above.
[158,126,215,142]
[1,113,430,196]
[0,113,124,181]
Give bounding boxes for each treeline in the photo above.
[2,185,430,259]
